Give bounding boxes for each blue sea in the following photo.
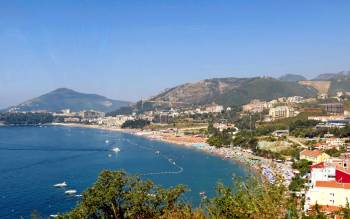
[0,125,248,218]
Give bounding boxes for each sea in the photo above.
[0,125,248,218]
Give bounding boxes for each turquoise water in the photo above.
[0,126,248,218]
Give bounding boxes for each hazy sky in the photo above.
[1,1,350,108]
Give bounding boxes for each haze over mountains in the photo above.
[4,88,130,113]
[4,71,350,114]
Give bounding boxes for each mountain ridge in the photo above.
[4,88,130,113]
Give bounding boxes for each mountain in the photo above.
[278,74,306,82]
[312,71,350,95]
[147,77,317,107]
[4,88,130,113]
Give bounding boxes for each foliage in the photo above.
[325,148,342,157]
[289,177,306,192]
[292,159,312,176]
[56,170,298,219]
[121,119,150,129]
[232,131,258,150]
[61,170,190,219]
[0,112,54,125]
[205,176,290,219]
[106,106,134,116]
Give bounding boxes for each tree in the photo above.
[205,176,290,219]
[60,170,192,219]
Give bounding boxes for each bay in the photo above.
[0,125,248,218]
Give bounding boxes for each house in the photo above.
[205,104,224,113]
[269,106,295,120]
[305,181,350,211]
[320,103,344,115]
[300,150,330,164]
[242,99,271,113]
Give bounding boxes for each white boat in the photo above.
[65,189,77,195]
[105,140,109,144]
[155,150,160,155]
[49,215,58,218]
[75,194,83,197]
[53,181,67,188]
[108,154,112,158]
[112,147,120,153]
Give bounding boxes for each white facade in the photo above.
[305,182,350,211]
[310,167,336,186]
[269,106,295,120]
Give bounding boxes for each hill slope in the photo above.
[278,74,306,82]
[150,77,317,107]
[4,88,130,112]
[313,71,350,95]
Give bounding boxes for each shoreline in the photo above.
[51,123,294,184]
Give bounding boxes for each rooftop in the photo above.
[300,149,322,157]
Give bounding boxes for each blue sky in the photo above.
[1,1,350,108]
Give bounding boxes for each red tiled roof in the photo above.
[300,149,322,157]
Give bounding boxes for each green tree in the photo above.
[205,176,289,219]
[61,170,190,219]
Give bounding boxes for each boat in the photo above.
[105,140,109,144]
[155,150,160,155]
[108,154,112,158]
[199,191,207,199]
[75,194,83,198]
[53,181,67,188]
[49,215,58,218]
[112,147,120,153]
[65,189,77,195]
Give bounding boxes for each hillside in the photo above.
[313,71,350,95]
[4,88,130,113]
[149,77,317,107]
[278,74,306,82]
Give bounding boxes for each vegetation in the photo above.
[216,77,317,106]
[106,106,134,116]
[292,159,311,176]
[289,177,306,192]
[5,88,129,113]
[121,119,150,129]
[0,112,54,125]
[57,170,297,219]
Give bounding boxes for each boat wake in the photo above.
[125,140,184,176]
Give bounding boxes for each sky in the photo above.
[1,1,350,108]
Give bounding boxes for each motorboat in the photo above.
[65,189,77,195]
[112,147,120,153]
[155,150,160,155]
[105,140,109,144]
[53,181,67,188]
[49,215,58,218]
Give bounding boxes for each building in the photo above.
[272,130,289,137]
[205,104,224,113]
[80,110,105,120]
[305,181,350,211]
[97,115,134,128]
[287,96,304,103]
[242,100,271,113]
[321,103,344,115]
[308,115,346,122]
[300,150,330,164]
[269,106,295,120]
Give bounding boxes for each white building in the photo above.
[269,106,295,120]
[305,181,350,211]
[205,104,224,113]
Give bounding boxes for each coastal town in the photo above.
[2,90,350,218]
